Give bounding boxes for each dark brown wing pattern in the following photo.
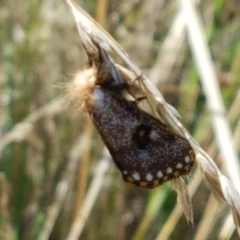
[91,88,195,188]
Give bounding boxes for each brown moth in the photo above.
[68,33,195,188]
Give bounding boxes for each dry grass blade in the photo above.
[220,176,240,236]
[66,149,111,240]
[171,178,193,225]
[178,0,240,186]
[219,214,236,240]
[193,195,218,240]
[178,0,240,233]
[148,6,186,84]
[158,88,240,238]
[35,123,98,240]
[0,98,63,152]
[37,182,68,240]
[196,152,224,201]
[64,0,240,235]
[156,169,202,240]
[0,173,14,240]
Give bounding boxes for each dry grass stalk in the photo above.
[0,173,14,240]
[66,149,111,240]
[0,98,63,152]
[37,181,68,240]
[157,89,240,239]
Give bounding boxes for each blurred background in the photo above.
[0,0,240,239]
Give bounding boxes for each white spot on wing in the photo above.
[123,170,127,175]
[157,171,163,178]
[185,156,190,163]
[133,172,140,180]
[176,163,183,169]
[146,173,153,181]
[150,130,159,140]
[166,167,172,174]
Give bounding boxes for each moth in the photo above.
[64,1,240,235]
[68,31,195,189]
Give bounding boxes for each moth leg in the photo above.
[135,96,147,104]
[128,73,144,86]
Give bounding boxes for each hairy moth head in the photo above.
[67,67,98,112]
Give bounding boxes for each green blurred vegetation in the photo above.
[0,0,239,240]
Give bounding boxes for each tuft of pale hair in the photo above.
[66,67,98,112]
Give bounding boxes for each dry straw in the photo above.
[64,0,240,239]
